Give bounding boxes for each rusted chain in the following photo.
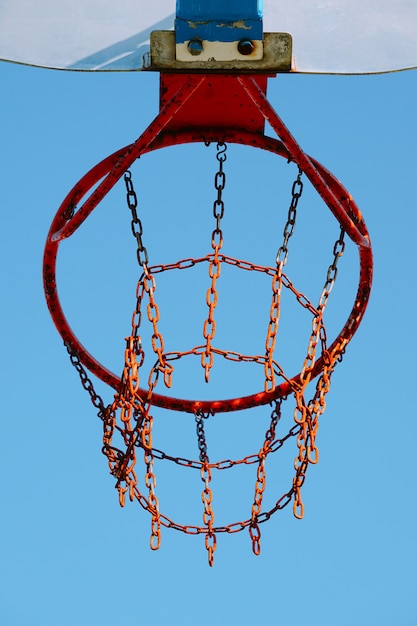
[265,168,303,391]
[58,146,364,567]
[202,142,227,381]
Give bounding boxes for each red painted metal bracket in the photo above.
[159,73,270,134]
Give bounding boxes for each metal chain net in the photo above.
[67,144,346,566]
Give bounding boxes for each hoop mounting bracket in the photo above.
[148,31,292,73]
[159,73,270,134]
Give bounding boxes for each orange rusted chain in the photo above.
[44,102,373,564]
[62,186,362,561]
[100,220,347,551]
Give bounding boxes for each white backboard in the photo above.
[1,0,416,74]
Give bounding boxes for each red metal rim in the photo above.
[43,129,373,413]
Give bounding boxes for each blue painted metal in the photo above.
[175,0,263,44]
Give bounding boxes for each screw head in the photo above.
[238,39,255,56]
[187,39,204,56]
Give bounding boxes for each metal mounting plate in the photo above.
[148,31,292,72]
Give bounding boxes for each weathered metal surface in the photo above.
[149,31,292,72]
[175,0,263,61]
[159,73,269,133]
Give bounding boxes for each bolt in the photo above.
[238,39,255,56]
[187,39,204,56]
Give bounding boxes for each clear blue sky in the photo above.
[1,56,416,625]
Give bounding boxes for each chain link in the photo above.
[125,170,149,267]
[319,227,346,309]
[202,143,227,382]
[65,344,127,488]
[148,252,318,316]
[292,227,346,518]
[124,170,173,386]
[276,169,303,266]
[265,168,303,391]
[195,410,216,566]
[121,171,164,548]
[249,398,283,555]
[141,364,161,550]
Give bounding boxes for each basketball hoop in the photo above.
[43,74,372,565]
